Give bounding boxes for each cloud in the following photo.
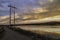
[32,7,49,13]
[0,0,54,16]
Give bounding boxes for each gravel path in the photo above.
[1,27,32,40]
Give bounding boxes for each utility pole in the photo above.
[8,4,17,26]
[13,4,17,25]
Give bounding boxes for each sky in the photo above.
[0,0,55,16]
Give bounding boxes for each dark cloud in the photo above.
[46,0,60,11]
[0,0,52,16]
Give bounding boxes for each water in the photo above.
[16,25,60,40]
[0,25,60,40]
[15,25,60,34]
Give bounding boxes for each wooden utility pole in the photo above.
[8,4,17,26]
[13,4,17,25]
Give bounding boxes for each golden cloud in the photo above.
[32,7,49,13]
[48,0,54,2]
